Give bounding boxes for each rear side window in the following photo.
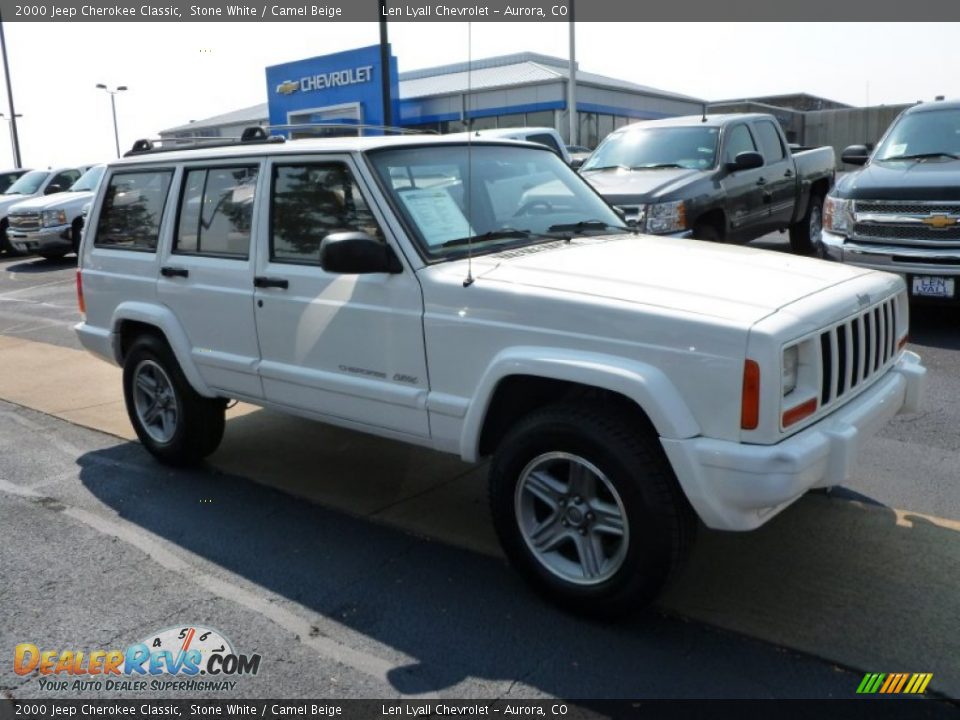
[175,166,258,259]
[94,170,173,252]
[754,121,786,162]
[270,162,384,265]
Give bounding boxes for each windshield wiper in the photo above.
[546,220,635,236]
[581,164,630,172]
[632,163,684,169]
[440,228,533,249]
[881,152,960,161]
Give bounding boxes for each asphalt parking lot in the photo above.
[0,236,958,704]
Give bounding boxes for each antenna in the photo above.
[463,22,475,288]
[701,101,707,123]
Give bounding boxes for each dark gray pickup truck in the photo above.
[580,113,836,254]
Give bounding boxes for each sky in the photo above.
[1,21,958,168]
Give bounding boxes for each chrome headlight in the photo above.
[823,196,852,235]
[42,209,67,227]
[644,200,687,234]
[782,345,799,396]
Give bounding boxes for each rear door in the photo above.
[252,154,430,438]
[751,119,796,229]
[156,160,264,399]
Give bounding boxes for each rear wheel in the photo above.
[123,334,225,466]
[789,193,824,256]
[489,402,695,618]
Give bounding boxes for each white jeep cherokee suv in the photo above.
[75,132,926,616]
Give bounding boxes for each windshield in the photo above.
[369,144,628,260]
[70,165,106,192]
[582,126,720,171]
[0,172,25,193]
[5,170,49,195]
[875,108,960,161]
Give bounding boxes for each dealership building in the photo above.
[159,46,706,149]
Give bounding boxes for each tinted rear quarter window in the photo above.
[94,170,173,252]
[754,121,786,162]
[526,133,563,155]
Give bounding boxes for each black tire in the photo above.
[692,222,722,242]
[71,220,83,254]
[122,333,225,466]
[489,402,696,618]
[789,193,824,256]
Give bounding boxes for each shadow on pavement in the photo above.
[73,434,908,701]
[74,416,960,700]
[4,255,77,274]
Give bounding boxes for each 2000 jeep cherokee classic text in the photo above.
[75,133,926,616]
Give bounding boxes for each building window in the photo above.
[525,110,554,128]
[598,114,614,146]
[470,116,497,131]
[578,111,599,149]
[497,113,526,129]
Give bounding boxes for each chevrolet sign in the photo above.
[290,65,375,94]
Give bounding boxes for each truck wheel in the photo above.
[789,194,824,256]
[692,222,722,242]
[122,334,225,466]
[489,402,695,617]
[71,220,83,254]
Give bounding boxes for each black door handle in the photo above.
[756,177,767,186]
[160,266,189,278]
[254,276,289,289]
[784,169,794,177]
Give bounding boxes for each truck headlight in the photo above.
[644,200,687,234]
[42,209,67,227]
[823,196,852,235]
[783,345,799,396]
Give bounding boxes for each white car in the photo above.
[8,165,106,259]
[0,167,88,254]
[75,132,925,616]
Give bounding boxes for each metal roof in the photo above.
[161,103,269,135]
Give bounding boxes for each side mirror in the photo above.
[726,151,764,172]
[569,157,585,170]
[45,183,64,194]
[319,232,402,274]
[841,144,870,166]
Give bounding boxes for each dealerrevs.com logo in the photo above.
[14,625,262,693]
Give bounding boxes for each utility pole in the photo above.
[567,0,577,146]
[0,12,23,167]
[379,1,392,131]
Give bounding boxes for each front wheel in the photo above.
[489,402,695,618]
[123,334,225,466]
[789,194,824,256]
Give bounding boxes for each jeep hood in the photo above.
[6,190,92,212]
[450,235,875,325]
[580,167,706,203]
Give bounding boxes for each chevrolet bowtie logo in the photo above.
[276,80,299,95]
[921,214,959,229]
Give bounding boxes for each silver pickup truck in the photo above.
[8,165,105,259]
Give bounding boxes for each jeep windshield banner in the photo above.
[0,0,957,21]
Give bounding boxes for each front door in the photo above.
[719,123,767,242]
[157,161,264,399]
[252,155,430,438]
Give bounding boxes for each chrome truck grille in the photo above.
[852,200,960,248]
[7,212,41,232]
[817,296,899,410]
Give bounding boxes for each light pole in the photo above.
[0,112,21,166]
[96,84,127,158]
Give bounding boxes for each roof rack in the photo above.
[124,126,284,157]
[267,122,439,136]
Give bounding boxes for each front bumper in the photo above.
[660,350,925,531]
[821,229,960,276]
[9,225,72,253]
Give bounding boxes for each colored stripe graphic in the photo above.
[858,672,932,694]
